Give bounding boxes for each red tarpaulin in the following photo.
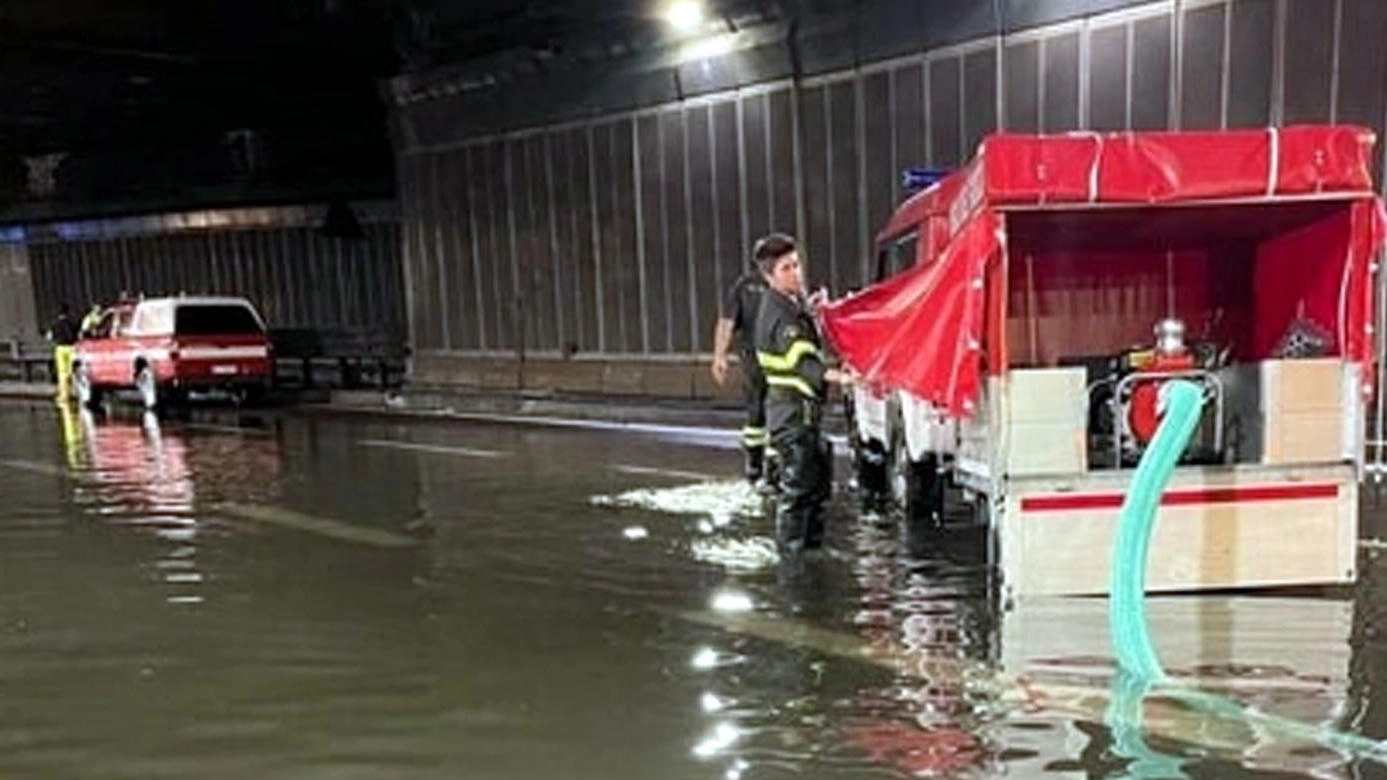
[820,212,999,418]
[821,126,1386,417]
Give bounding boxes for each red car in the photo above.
[73,296,273,409]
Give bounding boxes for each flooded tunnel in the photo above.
[5,0,1387,777]
[0,399,1385,777]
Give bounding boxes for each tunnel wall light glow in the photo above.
[665,1,704,31]
[681,32,735,62]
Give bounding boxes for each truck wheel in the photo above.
[845,392,890,508]
[892,430,942,533]
[854,437,890,505]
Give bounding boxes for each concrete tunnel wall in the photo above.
[391,0,1387,400]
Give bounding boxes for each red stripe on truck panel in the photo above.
[1020,483,1339,513]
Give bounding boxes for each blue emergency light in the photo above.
[901,167,951,194]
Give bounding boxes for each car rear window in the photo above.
[174,305,263,336]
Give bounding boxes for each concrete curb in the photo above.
[0,382,60,401]
[0,382,849,434]
[314,387,849,432]
[306,389,747,430]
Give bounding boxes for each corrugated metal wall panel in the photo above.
[1042,33,1081,133]
[519,135,550,353]
[590,123,619,353]
[927,57,962,167]
[1228,0,1275,127]
[799,84,833,293]
[963,48,999,160]
[767,89,799,235]
[687,105,718,353]
[610,119,642,354]
[862,71,895,279]
[1282,0,1335,124]
[636,114,666,353]
[1088,23,1128,131]
[565,128,599,352]
[660,109,692,353]
[484,141,513,350]
[740,95,771,244]
[712,100,744,322]
[891,65,926,185]
[23,214,404,338]
[446,149,477,350]
[1130,14,1172,130]
[828,80,860,293]
[1005,41,1041,133]
[1180,4,1226,129]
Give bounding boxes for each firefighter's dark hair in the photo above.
[753,233,797,273]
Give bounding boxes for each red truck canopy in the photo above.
[821,126,1387,417]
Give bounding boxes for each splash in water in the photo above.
[593,480,779,569]
[690,537,779,570]
[592,480,765,520]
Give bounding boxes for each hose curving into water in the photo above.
[1110,380,1203,681]
[1109,380,1387,764]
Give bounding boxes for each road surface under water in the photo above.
[0,400,1385,779]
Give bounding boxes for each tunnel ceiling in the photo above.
[0,0,832,160]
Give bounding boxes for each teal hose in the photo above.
[1105,671,1189,779]
[1107,379,1387,765]
[1110,380,1203,682]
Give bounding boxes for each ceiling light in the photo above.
[665,1,704,32]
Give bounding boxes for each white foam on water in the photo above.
[591,480,764,520]
[593,480,777,569]
[623,525,649,540]
[690,537,780,570]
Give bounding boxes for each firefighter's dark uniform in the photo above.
[755,287,832,551]
[722,271,770,481]
[48,310,79,402]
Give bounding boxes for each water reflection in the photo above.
[665,485,1387,778]
[59,407,207,604]
[61,406,195,526]
[835,514,995,777]
[52,406,298,606]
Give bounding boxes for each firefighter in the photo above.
[46,303,79,402]
[752,234,854,552]
[79,303,104,339]
[712,261,771,485]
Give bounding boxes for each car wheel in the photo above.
[246,384,268,407]
[74,363,102,409]
[136,365,159,410]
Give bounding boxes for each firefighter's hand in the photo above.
[807,287,829,310]
[826,367,856,387]
[711,354,729,386]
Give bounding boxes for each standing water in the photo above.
[0,401,1383,778]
